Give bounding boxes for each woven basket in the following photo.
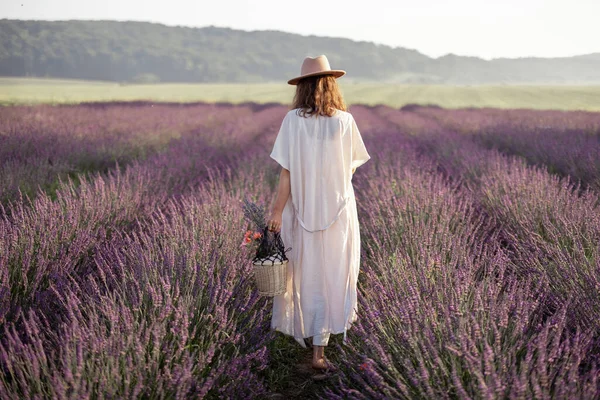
[252,257,288,296]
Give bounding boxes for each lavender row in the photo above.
[0,102,257,205]
[413,106,600,192]
[321,107,600,397]
[0,103,289,398]
[1,163,276,398]
[328,154,598,398]
[0,103,288,329]
[377,106,600,332]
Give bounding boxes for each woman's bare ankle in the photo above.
[312,345,325,361]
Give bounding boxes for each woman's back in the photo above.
[271,108,369,232]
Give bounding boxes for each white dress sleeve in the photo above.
[351,116,371,170]
[270,112,291,171]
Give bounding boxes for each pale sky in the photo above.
[2,0,598,60]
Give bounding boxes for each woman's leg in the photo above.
[312,333,331,369]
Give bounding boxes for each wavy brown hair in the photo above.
[291,74,347,117]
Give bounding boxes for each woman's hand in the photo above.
[268,211,283,233]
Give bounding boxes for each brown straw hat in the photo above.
[287,55,346,85]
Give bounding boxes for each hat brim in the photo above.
[287,70,346,85]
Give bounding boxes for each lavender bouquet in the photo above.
[241,198,289,263]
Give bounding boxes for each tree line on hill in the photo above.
[1,19,599,84]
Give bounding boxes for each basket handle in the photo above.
[262,225,288,261]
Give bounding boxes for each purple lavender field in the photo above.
[1,101,600,399]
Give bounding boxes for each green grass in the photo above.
[2,77,600,111]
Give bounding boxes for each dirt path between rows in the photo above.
[267,349,340,399]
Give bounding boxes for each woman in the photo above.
[267,55,371,371]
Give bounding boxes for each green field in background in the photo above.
[2,77,600,111]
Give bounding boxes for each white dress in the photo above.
[269,108,371,348]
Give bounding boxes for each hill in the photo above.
[1,19,599,84]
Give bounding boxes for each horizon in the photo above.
[2,0,599,61]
